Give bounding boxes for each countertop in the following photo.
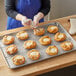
[0,15,76,76]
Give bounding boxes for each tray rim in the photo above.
[0,22,76,69]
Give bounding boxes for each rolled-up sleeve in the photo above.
[39,0,51,16]
[5,0,18,19]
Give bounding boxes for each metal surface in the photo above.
[0,22,76,69]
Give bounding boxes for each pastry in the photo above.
[61,41,73,51]
[27,49,40,60]
[6,44,18,55]
[24,40,37,49]
[46,46,58,55]
[39,36,51,45]
[16,31,29,40]
[47,25,58,33]
[33,28,45,36]
[54,32,66,41]
[2,35,14,45]
[12,55,25,65]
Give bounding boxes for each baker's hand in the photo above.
[33,15,40,28]
[33,12,44,28]
[21,16,32,26]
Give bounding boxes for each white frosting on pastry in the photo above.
[58,34,63,38]
[51,26,56,30]
[43,38,49,42]
[65,42,71,46]
[16,56,22,60]
[26,42,32,46]
[30,52,38,56]
[36,29,39,32]
[40,28,43,31]
[20,33,27,37]
[8,47,14,51]
[7,36,12,40]
[50,48,57,53]
[15,56,23,63]
[8,47,14,54]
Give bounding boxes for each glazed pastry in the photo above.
[46,46,58,55]
[47,25,58,33]
[33,28,45,36]
[2,35,14,45]
[39,36,51,45]
[54,32,66,41]
[24,40,37,49]
[61,41,73,51]
[6,44,18,55]
[16,31,29,40]
[27,49,40,60]
[12,55,25,65]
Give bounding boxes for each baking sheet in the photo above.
[0,22,76,69]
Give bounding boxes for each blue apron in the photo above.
[7,0,44,30]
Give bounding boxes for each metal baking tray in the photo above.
[0,22,76,69]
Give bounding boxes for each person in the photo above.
[5,0,50,30]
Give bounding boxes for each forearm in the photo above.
[33,12,44,28]
[40,0,51,16]
[5,0,17,19]
[36,12,44,20]
[5,0,26,20]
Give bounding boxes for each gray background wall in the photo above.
[0,0,76,31]
[50,0,76,20]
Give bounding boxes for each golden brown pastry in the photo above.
[46,46,58,55]
[16,31,29,40]
[24,40,37,49]
[54,32,66,41]
[2,35,14,45]
[60,41,73,51]
[47,25,58,33]
[6,44,18,55]
[33,28,45,36]
[27,49,40,60]
[12,55,25,65]
[39,36,51,45]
